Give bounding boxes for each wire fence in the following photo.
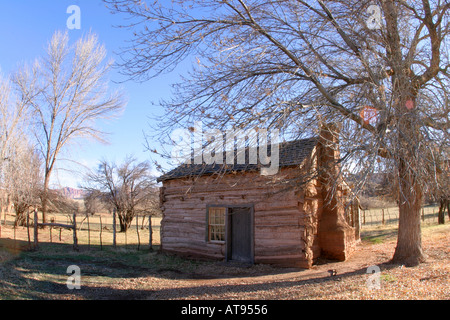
[360,205,442,227]
[0,211,162,251]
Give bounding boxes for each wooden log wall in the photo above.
[160,165,322,268]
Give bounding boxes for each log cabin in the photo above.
[157,124,360,268]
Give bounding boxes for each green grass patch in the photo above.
[381,273,397,283]
[361,224,398,244]
[362,237,385,244]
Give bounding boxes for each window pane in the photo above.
[208,207,226,242]
[217,226,225,241]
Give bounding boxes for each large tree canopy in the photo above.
[84,157,158,232]
[12,31,126,224]
[105,0,449,266]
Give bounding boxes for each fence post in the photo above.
[382,209,385,225]
[13,222,16,249]
[113,209,117,249]
[33,209,39,249]
[27,211,31,247]
[149,216,153,252]
[136,215,140,251]
[87,214,90,249]
[73,212,78,251]
[422,208,425,222]
[99,216,103,251]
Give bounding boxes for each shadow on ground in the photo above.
[1,238,401,300]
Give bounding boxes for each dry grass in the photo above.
[360,205,441,227]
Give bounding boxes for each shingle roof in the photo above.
[157,137,318,182]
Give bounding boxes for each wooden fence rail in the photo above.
[33,209,78,251]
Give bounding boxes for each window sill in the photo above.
[208,240,225,244]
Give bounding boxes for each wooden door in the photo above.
[227,207,253,263]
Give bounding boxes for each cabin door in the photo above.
[227,206,254,263]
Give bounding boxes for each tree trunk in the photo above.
[113,209,116,248]
[392,160,426,266]
[4,195,10,225]
[14,209,27,227]
[0,198,4,226]
[41,173,51,225]
[447,199,450,220]
[118,210,134,232]
[438,199,445,224]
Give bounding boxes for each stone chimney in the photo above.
[317,122,356,260]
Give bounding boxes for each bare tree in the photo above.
[12,31,126,224]
[84,189,107,216]
[4,142,43,226]
[105,0,449,266]
[1,74,32,225]
[0,74,30,184]
[434,147,450,224]
[84,156,158,232]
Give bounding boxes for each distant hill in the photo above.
[58,187,86,200]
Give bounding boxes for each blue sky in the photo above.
[0,0,178,188]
